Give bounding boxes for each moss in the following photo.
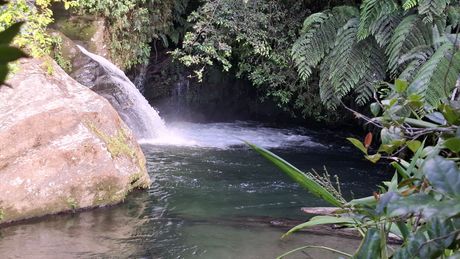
[66,197,78,212]
[129,172,150,190]
[87,123,136,159]
[54,18,97,42]
[0,199,75,224]
[91,176,127,206]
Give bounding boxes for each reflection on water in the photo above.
[0,123,388,258]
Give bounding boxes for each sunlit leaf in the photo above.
[365,153,381,163]
[406,140,422,153]
[394,79,408,93]
[347,138,368,154]
[444,138,460,153]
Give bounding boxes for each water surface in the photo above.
[0,122,388,258]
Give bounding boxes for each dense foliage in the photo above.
[292,0,460,109]
[0,0,77,58]
[250,1,460,258]
[75,0,188,69]
[0,0,27,85]
[173,0,460,121]
[172,0,351,121]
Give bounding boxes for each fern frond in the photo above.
[358,0,399,40]
[292,6,359,82]
[319,53,341,109]
[370,12,403,48]
[418,0,449,23]
[319,18,386,107]
[398,45,435,81]
[386,15,433,76]
[447,5,460,27]
[403,0,419,10]
[354,40,387,105]
[407,42,460,107]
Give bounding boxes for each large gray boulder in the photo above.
[0,59,151,224]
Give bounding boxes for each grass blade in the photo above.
[246,142,344,207]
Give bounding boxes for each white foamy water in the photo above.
[77,47,321,149]
[139,122,324,149]
[77,46,170,140]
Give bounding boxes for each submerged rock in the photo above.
[0,59,151,224]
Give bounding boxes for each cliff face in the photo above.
[0,59,150,224]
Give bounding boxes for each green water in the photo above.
[0,123,388,258]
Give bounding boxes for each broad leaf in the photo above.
[347,138,368,154]
[0,46,27,63]
[394,79,408,93]
[424,156,460,196]
[0,22,23,45]
[388,193,460,219]
[365,153,381,163]
[444,138,460,153]
[353,228,381,259]
[406,140,422,153]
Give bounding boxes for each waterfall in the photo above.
[77,45,169,141]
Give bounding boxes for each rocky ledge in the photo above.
[0,59,151,224]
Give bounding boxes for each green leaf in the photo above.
[444,138,460,153]
[406,140,422,153]
[370,102,381,117]
[424,156,460,196]
[0,65,8,84]
[348,195,377,207]
[0,22,24,45]
[365,153,381,163]
[347,138,368,154]
[391,161,410,179]
[353,228,381,259]
[394,79,408,93]
[0,46,27,63]
[246,142,344,207]
[425,112,447,125]
[282,216,355,238]
[388,193,460,219]
[406,139,425,178]
[441,104,460,125]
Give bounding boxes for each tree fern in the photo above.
[292,6,358,82]
[319,53,341,109]
[369,12,403,48]
[407,43,460,107]
[358,0,399,40]
[403,0,419,10]
[354,40,387,105]
[319,18,386,108]
[418,0,449,23]
[386,15,433,76]
[398,45,435,81]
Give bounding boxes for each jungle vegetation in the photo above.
[1,0,460,257]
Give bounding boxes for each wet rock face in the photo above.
[0,59,151,224]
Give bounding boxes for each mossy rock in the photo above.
[53,17,97,42]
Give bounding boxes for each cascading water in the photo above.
[77,46,169,141]
[76,46,324,149]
